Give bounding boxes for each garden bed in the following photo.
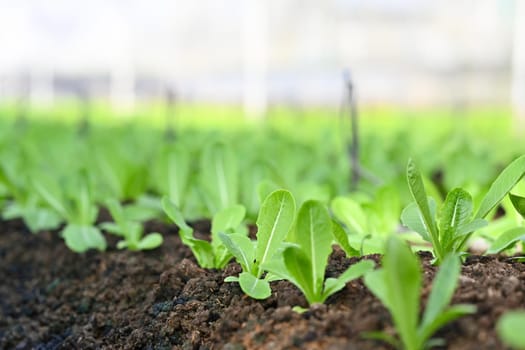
[1,218,523,350]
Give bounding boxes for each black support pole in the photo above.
[78,85,90,137]
[165,86,176,141]
[343,71,360,191]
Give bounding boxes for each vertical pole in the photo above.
[78,84,90,136]
[512,0,525,131]
[165,85,176,141]
[344,70,360,191]
[243,0,267,121]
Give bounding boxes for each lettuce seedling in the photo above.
[331,219,360,257]
[100,199,163,250]
[152,144,191,211]
[510,192,525,218]
[91,139,149,201]
[199,141,239,215]
[497,311,525,349]
[331,196,386,255]
[33,170,106,253]
[163,196,246,269]
[475,155,525,220]
[264,200,374,306]
[403,155,525,264]
[0,162,61,233]
[220,189,296,299]
[364,236,475,350]
[486,227,525,255]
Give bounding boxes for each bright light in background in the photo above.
[0,0,521,121]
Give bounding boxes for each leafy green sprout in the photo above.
[162,196,246,269]
[363,236,475,350]
[497,311,525,349]
[402,155,525,264]
[486,227,525,255]
[100,198,163,251]
[153,144,191,211]
[33,170,106,253]
[486,193,525,255]
[219,189,296,299]
[331,195,389,255]
[199,141,239,215]
[0,162,61,233]
[264,199,374,308]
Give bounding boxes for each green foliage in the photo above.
[264,200,374,305]
[331,219,360,257]
[486,227,525,254]
[497,311,525,349]
[153,144,191,210]
[240,159,279,219]
[163,196,246,269]
[254,190,296,273]
[61,224,106,253]
[33,170,106,253]
[331,185,401,239]
[403,159,489,264]
[404,155,525,261]
[405,159,441,256]
[365,184,402,236]
[101,199,163,251]
[199,141,239,215]
[0,161,61,233]
[363,236,475,350]
[220,189,296,299]
[331,197,367,235]
[91,141,150,201]
[0,112,523,268]
[510,193,525,219]
[475,155,525,219]
[331,192,400,255]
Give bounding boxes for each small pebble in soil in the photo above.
[150,301,174,316]
[77,297,92,313]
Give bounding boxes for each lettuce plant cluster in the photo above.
[1,122,525,349]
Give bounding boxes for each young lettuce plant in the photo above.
[91,138,150,201]
[33,170,106,253]
[152,143,191,212]
[401,155,525,264]
[485,192,525,255]
[219,189,296,299]
[199,141,239,215]
[264,200,374,308]
[497,311,525,349]
[486,226,525,255]
[363,236,475,350]
[100,199,163,251]
[0,161,62,233]
[331,196,386,255]
[163,196,246,269]
[331,183,401,238]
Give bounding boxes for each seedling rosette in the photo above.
[402,155,525,264]
[220,189,296,299]
[264,199,374,308]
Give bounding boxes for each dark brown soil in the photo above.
[1,218,523,350]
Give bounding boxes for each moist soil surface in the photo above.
[1,218,524,350]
